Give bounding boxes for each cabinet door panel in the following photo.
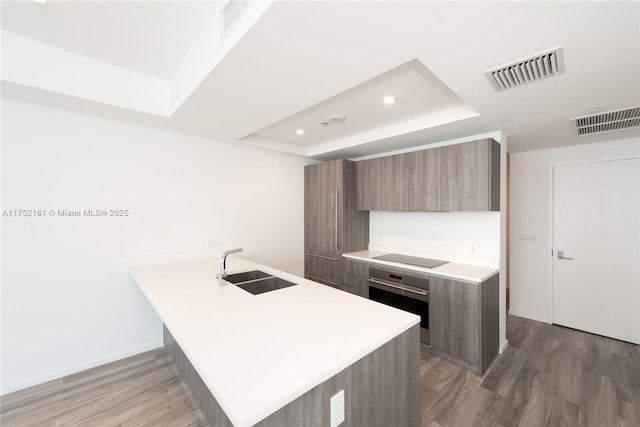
[406,148,442,211]
[356,158,382,210]
[305,161,339,255]
[442,139,499,211]
[341,162,370,253]
[379,154,406,211]
[342,259,369,297]
[430,277,479,366]
[305,254,340,288]
[356,155,406,211]
[480,275,500,373]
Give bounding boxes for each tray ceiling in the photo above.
[1,1,638,158]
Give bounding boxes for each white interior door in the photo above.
[552,158,640,344]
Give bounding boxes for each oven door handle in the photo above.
[367,278,428,297]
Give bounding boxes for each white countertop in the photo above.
[129,256,419,427]
[343,250,499,283]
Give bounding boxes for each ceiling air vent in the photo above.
[485,47,565,91]
[571,106,640,136]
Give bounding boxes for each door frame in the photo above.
[546,154,640,324]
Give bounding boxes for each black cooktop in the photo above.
[372,253,449,269]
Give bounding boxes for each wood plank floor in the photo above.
[2,316,639,426]
[0,348,207,426]
[422,315,640,427]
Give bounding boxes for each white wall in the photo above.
[369,211,500,268]
[0,99,313,394]
[509,137,640,322]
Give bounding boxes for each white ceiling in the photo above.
[1,1,638,159]
[251,59,474,146]
[1,0,218,79]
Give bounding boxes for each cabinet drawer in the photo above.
[305,253,340,287]
[343,259,369,276]
[342,270,368,298]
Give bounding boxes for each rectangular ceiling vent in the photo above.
[221,0,251,39]
[571,106,640,136]
[485,47,565,91]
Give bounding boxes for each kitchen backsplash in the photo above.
[368,211,500,268]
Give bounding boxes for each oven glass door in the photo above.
[369,285,429,342]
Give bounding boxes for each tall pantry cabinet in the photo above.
[304,159,369,288]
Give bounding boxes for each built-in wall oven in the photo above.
[367,267,430,345]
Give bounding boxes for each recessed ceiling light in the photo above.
[296,129,305,135]
[382,95,396,105]
[33,0,47,4]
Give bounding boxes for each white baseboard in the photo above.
[1,341,162,396]
[508,309,550,324]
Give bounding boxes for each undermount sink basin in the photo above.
[222,270,272,284]
[221,270,297,295]
[237,276,297,295]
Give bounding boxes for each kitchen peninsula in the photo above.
[129,256,420,427]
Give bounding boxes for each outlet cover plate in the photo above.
[330,390,345,427]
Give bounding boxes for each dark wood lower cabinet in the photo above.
[430,277,479,367]
[341,259,369,297]
[429,274,499,375]
[305,254,340,288]
[164,324,420,427]
[338,259,500,375]
[307,258,369,297]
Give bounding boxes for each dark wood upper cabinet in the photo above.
[357,154,407,211]
[356,157,382,211]
[441,139,500,212]
[381,154,407,211]
[356,139,500,212]
[406,148,442,211]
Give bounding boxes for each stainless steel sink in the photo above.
[222,270,272,284]
[237,276,297,295]
[220,270,297,295]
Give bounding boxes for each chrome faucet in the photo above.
[220,248,243,281]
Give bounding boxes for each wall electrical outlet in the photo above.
[207,238,218,249]
[330,390,345,427]
[519,233,537,242]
